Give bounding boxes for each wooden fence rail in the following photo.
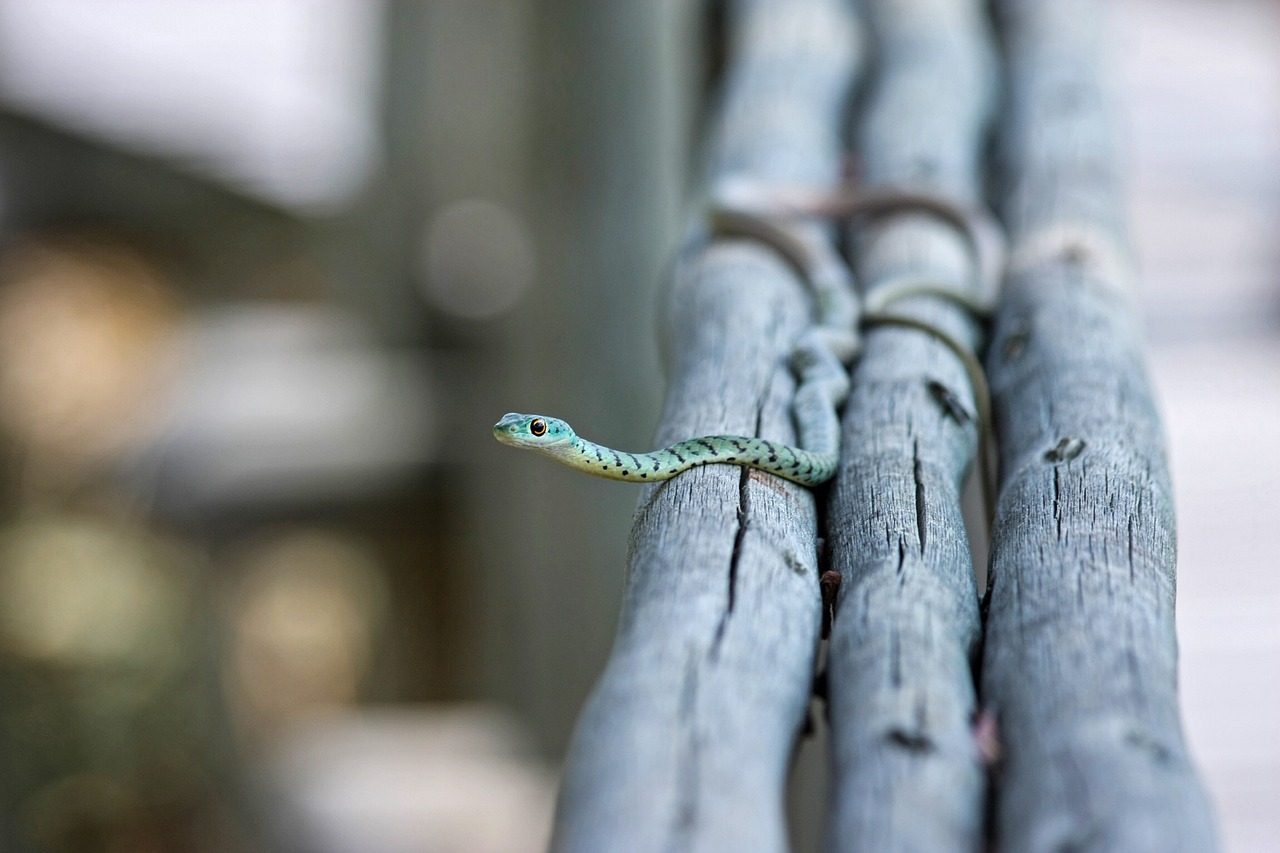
[824,0,997,849]
[551,0,1218,850]
[551,0,860,849]
[982,0,1219,849]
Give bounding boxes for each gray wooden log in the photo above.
[550,1,863,850]
[822,1,998,850]
[982,1,1219,850]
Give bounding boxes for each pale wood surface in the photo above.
[550,1,861,849]
[549,0,1269,849]
[980,1,1218,849]
[822,0,997,849]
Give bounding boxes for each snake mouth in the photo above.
[493,417,523,445]
[493,413,529,442]
[493,424,521,445]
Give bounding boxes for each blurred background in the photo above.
[0,1,1273,851]
[0,1,689,850]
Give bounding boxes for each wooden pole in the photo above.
[822,1,998,850]
[983,1,1218,849]
[550,0,862,849]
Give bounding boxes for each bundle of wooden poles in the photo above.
[551,1,1218,850]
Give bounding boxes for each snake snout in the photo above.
[493,412,531,445]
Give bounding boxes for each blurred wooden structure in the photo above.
[824,0,995,848]
[981,0,1217,848]
[553,0,856,847]
[552,0,1218,850]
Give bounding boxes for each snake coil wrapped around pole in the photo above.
[495,184,1003,490]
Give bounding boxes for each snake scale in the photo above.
[494,183,1003,490]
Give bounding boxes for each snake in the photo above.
[494,182,1004,492]
[494,412,840,486]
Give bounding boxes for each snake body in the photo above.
[494,183,1003,490]
[493,414,836,486]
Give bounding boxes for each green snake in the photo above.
[495,183,1003,490]
[494,413,840,486]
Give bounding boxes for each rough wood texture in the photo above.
[822,1,998,850]
[550,1,862,850]
[983,1,1219,850]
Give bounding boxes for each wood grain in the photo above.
[551,1,862,849]
[982,1,1219,849]
[823,1,999,850]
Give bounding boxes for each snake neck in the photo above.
[557,437,667,481]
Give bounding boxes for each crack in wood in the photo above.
[1052,465,1063,541]
[670,653,701,846]
[913,438,928,553]
[710,395,766,659]
[1045,435,1087,462]
[928,379,973,425]
[888,693,936,753]
[887,727,936,753]
[889,631,902,689]
[1003,327,1029,362]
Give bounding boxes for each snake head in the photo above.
[493,413,575,450]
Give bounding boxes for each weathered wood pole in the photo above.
[550,0,862,849]
[822,1,998,850]
[982,1,1219,849]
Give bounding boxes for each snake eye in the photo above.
[530,418,547,437]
